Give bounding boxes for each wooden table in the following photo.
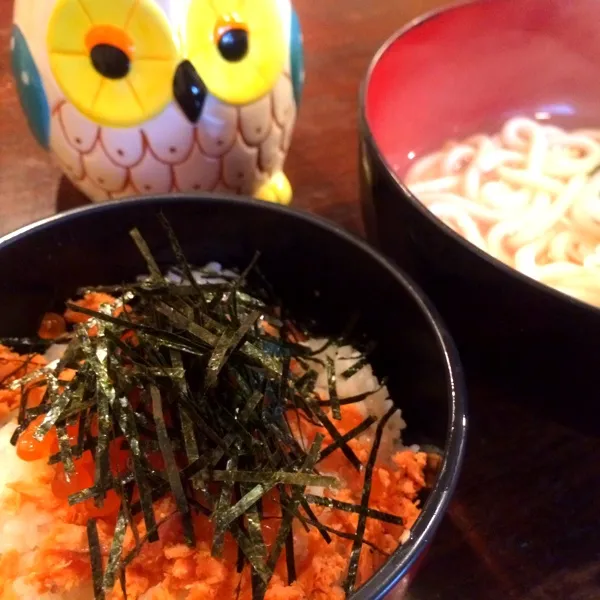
[1,1,599,599]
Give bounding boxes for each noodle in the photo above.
[405,117,600,307]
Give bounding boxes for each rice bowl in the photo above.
[0,195,467,600]
[0,240,440,599]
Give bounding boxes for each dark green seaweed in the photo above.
[316,384,386,408]
[326,356,341,421]
[289,508,390,557]
[157,213,205,302]
[344,404,399,594]
[310,402,363,471]
[341,356,370,379]
[318,415,376,463]
[87,519,106,600]
[243,483,267,572]
[305,494,403,525]
[129,228,162,281]
[212,456,237,558]
[150,384,195,546]
[115,396,158,540]
[266,434,324,577]
[103,509,129,592]
[211,470,337,488]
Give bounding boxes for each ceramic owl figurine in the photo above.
[10,0,304,204]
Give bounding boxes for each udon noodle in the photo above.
[405,117,600,307]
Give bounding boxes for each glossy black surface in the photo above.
[0,195,466,599]
[359,93,600,428]
[218,28,249,62]
[173,60,207,124]
[90,44,130,80]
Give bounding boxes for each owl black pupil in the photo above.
[218,28,249,62]
[90,44,130,79]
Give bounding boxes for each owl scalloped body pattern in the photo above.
[10,0,305,205]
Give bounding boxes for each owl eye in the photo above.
[47,0,179,127]
[90,44,130,79]
[186,0,286,105]
[216,27,249,62]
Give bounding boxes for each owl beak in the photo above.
[173,60,208,123]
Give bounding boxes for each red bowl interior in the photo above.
[365,0,600,176]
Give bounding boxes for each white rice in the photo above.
[0,422,93,599]
[301,338,409,464]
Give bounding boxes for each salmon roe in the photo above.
[16,415,58,461]
[51,451,95,500]
[51,450,121,517]
[37,312,67,340]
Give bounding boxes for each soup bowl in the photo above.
[359,0,600,406]
[0,195,466,599]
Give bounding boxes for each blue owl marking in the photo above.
[10,25,50,149]
[290,7,305,108]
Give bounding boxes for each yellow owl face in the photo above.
[47,0,287,128]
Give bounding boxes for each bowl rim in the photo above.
[358,0,600,319]
[1,194,467,598]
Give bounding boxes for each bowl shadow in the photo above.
[55,176,92,213]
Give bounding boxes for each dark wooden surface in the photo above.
[1,1,600,599]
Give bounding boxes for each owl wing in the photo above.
[10,25,50,150]
[289,7,305,108]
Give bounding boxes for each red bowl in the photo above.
[367,0,600,168]
[359,0,600,420]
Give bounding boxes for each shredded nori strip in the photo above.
[169,349,200,463]
[214,481,272,530]
[228,521,271,585]
[266,434,324,577]
[158,213,205,302]
[205,310,261,390]
[298,498,332,544]
[75,410,88,459]
[316,384,386,408]
[103,508,128,592]
[7,360,59,391]
[130,228,162,281]
[32,373,66,440]
[318,415,376,463]
[310,403,363,471]
[340,344,376,379]
[87,519,106,600]
[344,404,399,594]
[150,385,195,546]
[243,483,267,571]
[211,470,338,488]
[115,397,158,540]
[116,476,140,550]
[12,355,38,425]
[64,304,208,357]
[326,356,341,421]
[289,508,390,556]
[155,301,280,376]
[212,456,238,557]
[284,516,296,584]
[56,423,75,476]
[340,356,370,379]
[305,494,403,525]
[119,511,179,571]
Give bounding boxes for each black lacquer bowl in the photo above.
[0,195,466,599]
[359,0,600,412]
